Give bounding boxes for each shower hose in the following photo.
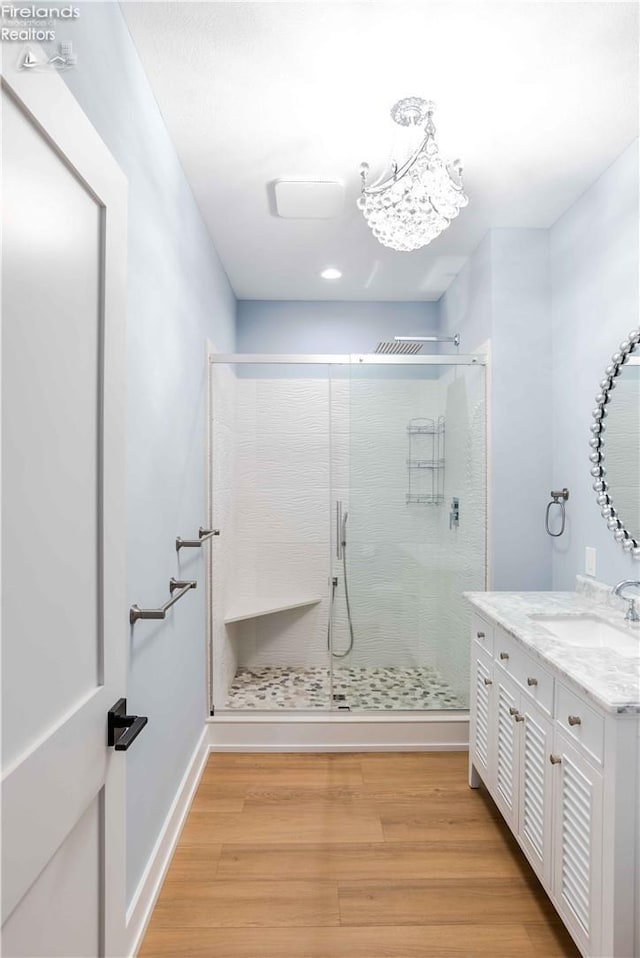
[327,537,355,658]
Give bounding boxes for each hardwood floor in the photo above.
[139,752,580,958]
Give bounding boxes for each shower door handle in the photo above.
[336,500,343,559]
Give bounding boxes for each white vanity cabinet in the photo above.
[469,611,638,958]
[492,665,521,833]
[469,637,493,783]
[517,690,554,887]
[550,729,604,956]
[470,640,554,885]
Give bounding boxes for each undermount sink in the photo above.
[531,614,640,657]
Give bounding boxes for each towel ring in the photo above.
[546,489,569,537]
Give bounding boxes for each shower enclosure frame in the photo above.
[211,354,485,366]
[206,350,488,719]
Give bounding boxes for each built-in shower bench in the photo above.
[224,596,321,625]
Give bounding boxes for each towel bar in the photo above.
[176,527,220,552]
[130,578,197,625]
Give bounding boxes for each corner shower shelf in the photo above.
[406,416,445,505]
[224,596,321,625]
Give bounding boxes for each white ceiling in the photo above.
[122,1,639,301]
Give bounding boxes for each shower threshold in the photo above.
[225,665,466,711]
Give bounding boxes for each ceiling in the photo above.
[122,1,639,301]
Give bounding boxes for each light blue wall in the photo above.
[491,230,552,591]
[550,139,639,590]
[439,233,493,354]
[440,230,553,591]
[237,300,440,353]
[440,140,639,593]
[55,3,236,902]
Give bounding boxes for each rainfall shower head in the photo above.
[374,334,461,354]
[374,341,423,355]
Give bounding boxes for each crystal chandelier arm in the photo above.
[361,134,430,195]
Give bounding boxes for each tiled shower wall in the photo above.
[336,373,444,668]
[230,373,332,670]
[210,363,486,706]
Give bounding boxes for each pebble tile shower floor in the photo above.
[225,666,466,710]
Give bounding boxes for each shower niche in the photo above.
[208,354,486,714]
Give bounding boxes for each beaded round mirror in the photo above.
[591,328,640,558]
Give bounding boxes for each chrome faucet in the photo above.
[612,580,640,623]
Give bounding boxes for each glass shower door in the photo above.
[327,361,351,709]
[212,359,335,711]
[329,357,486,711]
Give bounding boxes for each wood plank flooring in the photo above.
[139,752,580,958]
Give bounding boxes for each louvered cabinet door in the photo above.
[551,730,604,958]
[518,702,553,887]
[492,670,520,831]
[471,649,493,782]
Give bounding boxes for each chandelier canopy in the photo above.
[357,98,468,252]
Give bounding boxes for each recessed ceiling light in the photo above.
[321,267,342,280]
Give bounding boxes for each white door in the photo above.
[1,51,129,958]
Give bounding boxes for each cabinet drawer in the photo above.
[555,682,604,766]
[514,653,554,718]
[471,615,493,655]
[493,628,554,718]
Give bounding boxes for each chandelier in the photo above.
[357,98,468,252]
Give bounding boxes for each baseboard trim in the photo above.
[207,711,469,751]
[126,727,209,957]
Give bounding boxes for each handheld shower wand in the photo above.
[341,510,349,547]
[328,505,355,658]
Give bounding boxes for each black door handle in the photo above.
[114,715,148,751]
[108,698,148,751]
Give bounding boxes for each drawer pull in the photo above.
[527,677,538,687]
[549,754,562,765]
[476,631,486,639]
[514,713,525,722]
[568,715,582,726]
[499,652,509,661]
[509,706,519,716]
[483,677,493,686]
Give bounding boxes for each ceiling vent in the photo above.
[274,180,344,218]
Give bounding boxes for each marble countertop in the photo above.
[464,584,640,715]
